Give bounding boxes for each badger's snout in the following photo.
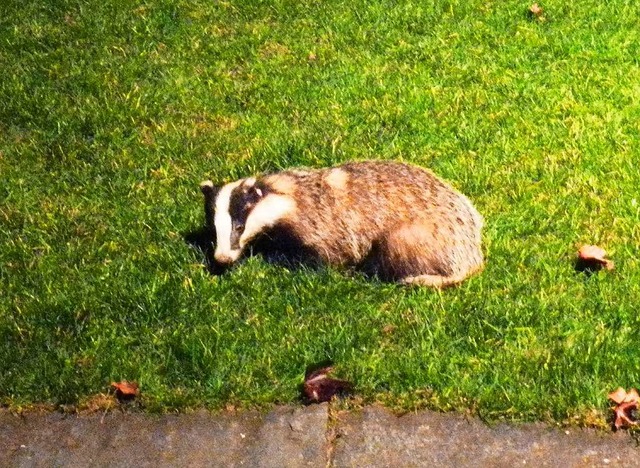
[214,249,241,265]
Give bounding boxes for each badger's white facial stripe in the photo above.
[213,180,243,263]
[239,194,296,249]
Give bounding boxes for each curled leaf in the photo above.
[608,387,639,430]
[608,387,628,405]
[111,381,139,402]
[625,388,640,403]
[576,245,614,272]
[529,3,543,17]
[613,401,638,430]
[303,366,353,404]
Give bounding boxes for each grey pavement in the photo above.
[1,404,638,467]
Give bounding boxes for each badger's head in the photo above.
[200,177,295,266]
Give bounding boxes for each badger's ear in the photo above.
[200,180,220,199]
[248,183,266,202]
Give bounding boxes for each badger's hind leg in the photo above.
[375,220,483,288]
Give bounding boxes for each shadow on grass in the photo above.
[183,226,229,276]
[183,225,327,277]
[573,258,609,276]
[186,179,387,282]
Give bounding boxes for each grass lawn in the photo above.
[1,0,639,423]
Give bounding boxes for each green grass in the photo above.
[1,0,639,423]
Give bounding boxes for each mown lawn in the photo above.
[1,0,639,423]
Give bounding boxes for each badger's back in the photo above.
[262,161,483,269]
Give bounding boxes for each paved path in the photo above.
[1,404,638,467]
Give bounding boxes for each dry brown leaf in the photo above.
[608,387,639,430]
[613,401,638,430]
[576,245,614,272]
[625,388,640,403]
[579,245,607,261]
[111,381,139,401]
[608,387,628,405]
[303,366,353,404]
[529,3,543,16]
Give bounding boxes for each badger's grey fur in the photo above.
[200,160,484,287]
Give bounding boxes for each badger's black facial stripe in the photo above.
[227,181,266,249]
[200,182,220,231]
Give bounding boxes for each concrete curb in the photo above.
[1,405,638,467]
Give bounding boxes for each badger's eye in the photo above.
[233,223,244,232]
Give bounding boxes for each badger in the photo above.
[200,160,484,287]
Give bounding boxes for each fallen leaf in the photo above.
[625,388,640,403]
[303,366,353,403]
[308,52,317,61]
[613,401,638,430]
[608,387,639,430]
[608,387,629,405]
[111,381,139,401]
[579,245,607,261]
[529,3,543,17]
[576,245,614,272]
